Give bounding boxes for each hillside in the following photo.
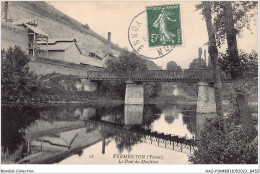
[6,1,161,70]
[9,1,121,51]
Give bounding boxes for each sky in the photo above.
[49,1,258,69]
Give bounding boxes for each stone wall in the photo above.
[1,22,29,53]
[29,56,104,77]
[41,51,65,62]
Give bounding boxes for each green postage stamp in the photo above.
[146,4,182,47]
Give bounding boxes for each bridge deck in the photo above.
[83,69,234,82]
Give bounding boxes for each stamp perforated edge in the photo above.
[145,3,185,48]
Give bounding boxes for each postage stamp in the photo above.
[146,4,182,47]
[128,11,175,59]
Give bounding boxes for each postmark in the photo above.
[128,4,182,59]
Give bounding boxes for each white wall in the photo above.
[64,43,81,64]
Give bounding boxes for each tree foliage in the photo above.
[105,49,161,98]
[189,117,257,164]
[1,46,39,103]
[196,2,257,47]
[190,2,258,164]
[106,49,147,74]
[166,61,182,73]
[188,58,207,69]
[218,50,258,79]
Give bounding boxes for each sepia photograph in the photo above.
[1,0,258,173]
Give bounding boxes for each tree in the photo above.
[218,50,258,79]
[196,1,257,76]
[198,47,202,59]
[220,2,257,140]
[188,58,207,69]
[204,1,258,48]
[105,49,161,98]
[188,47,207,69]
[166,61,182,75]
[196,1,257,136]
[82,24,89,30]
[106,49,147,74]
[203,1,225,129]
[190,2,258,164]
[1,46,39,103]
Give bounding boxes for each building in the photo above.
[38,39,82,64]
[2,19,104,68]
[38,39,104,68]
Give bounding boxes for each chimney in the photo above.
[3,1,8,21]
[107,32,111,43]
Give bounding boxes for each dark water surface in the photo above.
[1,103,197,164]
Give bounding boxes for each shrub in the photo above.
[189,117,257,164]
[1,46,39,103]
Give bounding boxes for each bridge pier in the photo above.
[125,81,144,104]
[81,79,97,92]
[196,82,216,113]
[196,82,216,140]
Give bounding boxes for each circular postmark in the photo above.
[128,11,174,59]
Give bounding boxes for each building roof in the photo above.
[89,52,102,60]
[24,23,48,37]
[12,18,47,37]
[12,18,37,26]
[38,39,82,54]
[38,38,76,45]
[80,55,104,68]
[39,42,74,51]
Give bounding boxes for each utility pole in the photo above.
[203,2,225,129]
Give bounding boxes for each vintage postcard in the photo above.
[1,1,258,173]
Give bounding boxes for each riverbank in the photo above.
[1,99,124,107]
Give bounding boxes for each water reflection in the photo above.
[1,106,40,162]
[124,105,143,126]
[1,103,197,164]
[164,106,180,124]
[79,108,96,120]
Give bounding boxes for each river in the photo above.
[1,103,197,164]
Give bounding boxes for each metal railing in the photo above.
[83,69,232,82]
